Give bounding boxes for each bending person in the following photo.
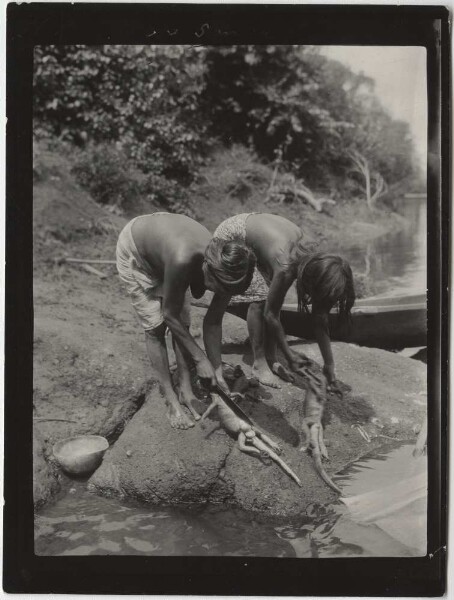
[116,212,256,430]
[209,213,355,389]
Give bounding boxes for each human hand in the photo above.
[196,359,217,388]
[272,361,295,383]
[289,350,311,371]
[215,372,231,396]
[323,363,336,384]
[323,363,343,396]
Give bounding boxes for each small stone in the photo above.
[391,416,399,424]
[99,399,108,407]
[69,487,77,494]
[126,450,132,457]
[53,359,60,365]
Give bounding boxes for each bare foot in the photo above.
[271,362,295,383]
[178,390,201,421]
[167,401,195,430]
[252,365,281,389]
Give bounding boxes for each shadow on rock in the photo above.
[238,394,301,448]
[326,394,376,425]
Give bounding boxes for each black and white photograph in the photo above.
[32,42,430,558]
[4,4,449,596]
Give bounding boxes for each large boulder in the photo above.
[89,343,426,517]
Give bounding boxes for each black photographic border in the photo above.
[4,3,450,595]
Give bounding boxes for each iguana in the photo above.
[201,386,302,487]
[298,367,342,494]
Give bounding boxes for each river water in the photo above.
[341,196,427,297]
[35,442,427,557]
[35,198,428,557]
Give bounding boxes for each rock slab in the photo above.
[89,343,426,517]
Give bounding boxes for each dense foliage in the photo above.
[203,46,415,189]
[34,44,417,211]
[34,45,207,183]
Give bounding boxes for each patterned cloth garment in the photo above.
[212,213,270,304]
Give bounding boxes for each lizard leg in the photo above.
[318,426,329,460]
[257,431,282,455]
[238,431,261,456]
[300,420,311,452]
[201,400,217,421]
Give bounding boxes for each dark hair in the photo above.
[296,252,356,327]
[204,239,256,295]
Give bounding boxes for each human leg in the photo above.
[145,324,195,430]
[117,226,195,429]
[172,336,201,421]
[247,302,281,388]
[171,293,200,420]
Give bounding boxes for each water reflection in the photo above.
[276,442,426,558]
[341,197,427,297]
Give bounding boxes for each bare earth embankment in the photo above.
[33,146,425,514]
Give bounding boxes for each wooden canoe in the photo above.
[194,293,427,350]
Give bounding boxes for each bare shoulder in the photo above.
[134,213,210,238]
[133,213,209,267]
[249,213,301,239]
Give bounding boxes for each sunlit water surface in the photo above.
[35,442,427,557]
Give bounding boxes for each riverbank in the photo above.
[186,145,407,250]
[33,144,421,511]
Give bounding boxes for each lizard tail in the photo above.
[254,438,302,487]
[312,454,342,494]
[309,424,341,494]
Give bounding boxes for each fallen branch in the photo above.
[79,264,108,279]
[58,257,116,265]
[33,417,78,423]
[294,187,323,212]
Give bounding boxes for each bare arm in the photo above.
[313,309,335,383]
[203,293,232,391]
[161,259,207,366]
[203,292,231,369]
[263,270,295,363]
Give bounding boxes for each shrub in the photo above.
[142,173,196,219]
[72,144,144,210]
[72,143,196,218]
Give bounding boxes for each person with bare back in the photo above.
[209,213,355,390]
[116,212,256,430]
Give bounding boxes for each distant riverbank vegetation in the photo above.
[34,45,423,217]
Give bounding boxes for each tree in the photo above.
[347,149,388,210]
[202,45,416,192]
